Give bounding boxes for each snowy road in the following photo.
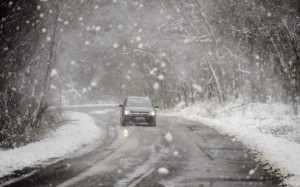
[1,106,280,187]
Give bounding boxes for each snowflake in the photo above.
[164,132,173,142]
[50,69,58,77]
[113,43,119,48]
[184,38,190,44]
[138,43,143,49]
[95,26,101,31]
[157,167,169,175]
[173,151,179,156]
[157,74,164,80]
[153,82,160,90]
[50,84,57,90]
[46,36,51,41]
[91,82,97,87]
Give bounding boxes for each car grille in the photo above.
[131,112,149,116]
[129,112,151,123]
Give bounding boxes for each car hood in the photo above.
[125,107,153,113]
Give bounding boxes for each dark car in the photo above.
[119,97,158,127]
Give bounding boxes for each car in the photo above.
[119,96,159,127]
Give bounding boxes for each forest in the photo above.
[0,0,299,148]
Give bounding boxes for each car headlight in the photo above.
[149,111,156,116]
[124,110,131,115]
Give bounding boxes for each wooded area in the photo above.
[0,0,64,148]
[0,0,299,148]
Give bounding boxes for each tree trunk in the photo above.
[182,83,188,107]
[203,54,224,105]
[190,81,195,104]
[248,36,256,102]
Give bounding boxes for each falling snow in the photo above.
[164,132,173,142]
[158,167,169,175]
[50,69,58,77]
[1,1,299,186]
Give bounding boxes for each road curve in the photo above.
[1,105,280,187]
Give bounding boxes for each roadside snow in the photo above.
[162,102,300,187]
[62,103,118,108]
[0,112,101,178]
[90,109,116,114]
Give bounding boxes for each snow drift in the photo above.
[0,112,101,178]
[162,102,300,187]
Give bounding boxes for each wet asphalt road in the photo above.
[0,105,280,187]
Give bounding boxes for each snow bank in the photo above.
[90,109,116,114]
[0,112,101,178]
[162,102,300,187]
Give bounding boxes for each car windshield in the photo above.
[126,98,152,107]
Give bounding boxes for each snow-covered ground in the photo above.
[161,102,300,187]
[90,109,117,114]
[0,112,101,178]
[61,103,118,108]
